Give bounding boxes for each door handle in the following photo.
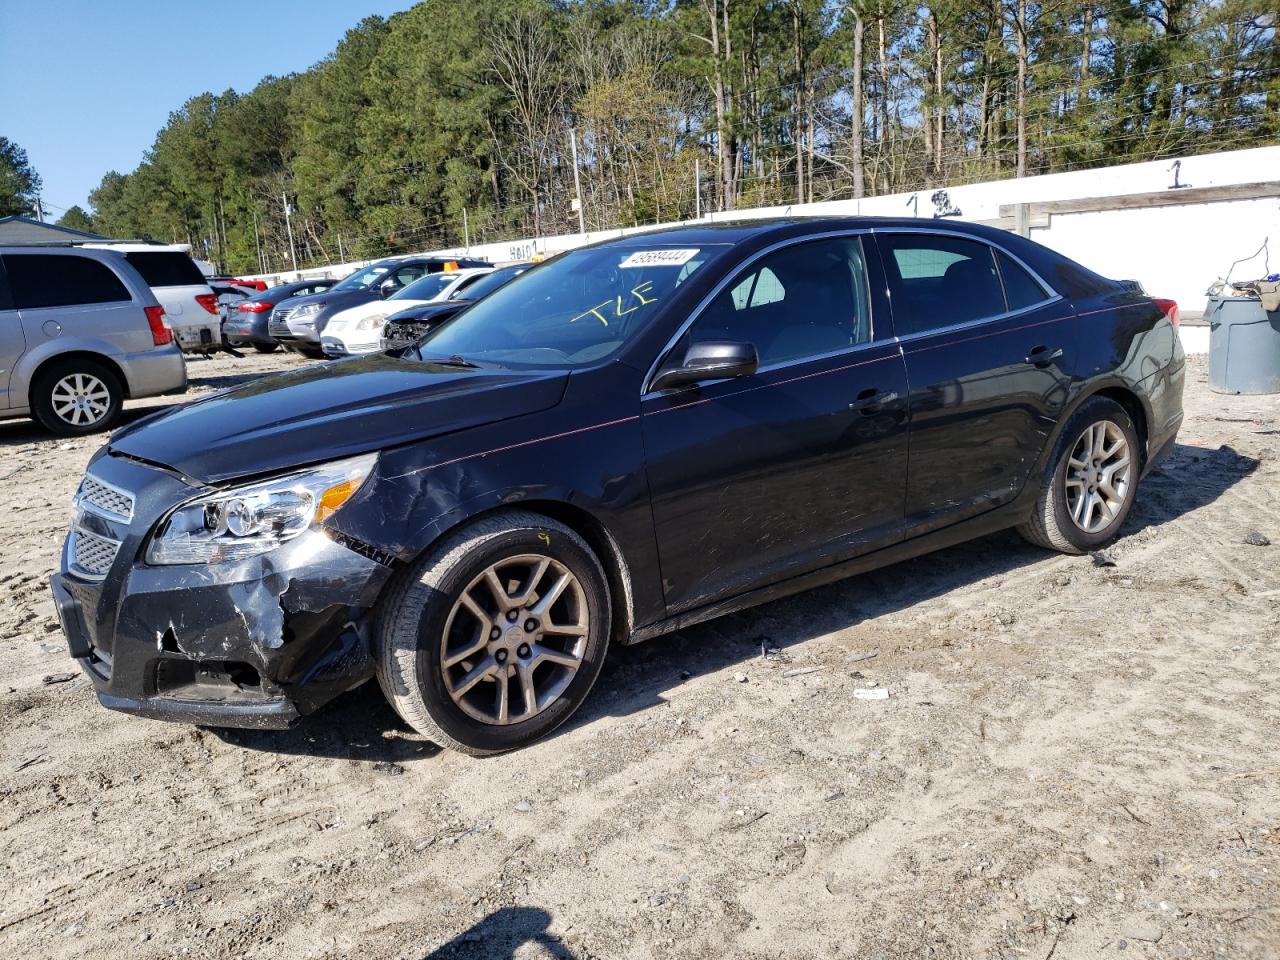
[1024,345,1063,367]
[848,389,899,413]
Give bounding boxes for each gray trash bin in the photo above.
[1206,295,1280,395]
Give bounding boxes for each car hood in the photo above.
[386,301,469,325]
[108,354,569,484]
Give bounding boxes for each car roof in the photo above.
[596,215,1016,249]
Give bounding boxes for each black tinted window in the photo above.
[686,236,871,367]
[123,251,206,287]
[998,251,1050,311]
[0,257,12,310]
[5,254,131,309]
[881,235,1005,334]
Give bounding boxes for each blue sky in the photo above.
[0,0,411,218]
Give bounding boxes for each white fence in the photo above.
[250,145,1280,349]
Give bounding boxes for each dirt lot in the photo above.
[0,350,1277,960]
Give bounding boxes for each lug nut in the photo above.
[496,649,508,663]
[518,644,531,658]
[524,619,538,632]
[507,610,519,622]
[490,627,501,640]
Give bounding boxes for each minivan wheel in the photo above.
[376,511,611,755]
[32,359,124,436]
[1018,396,1140,554]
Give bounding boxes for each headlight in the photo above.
[146,453,376,564]
[355,313,388,331]
[293,302,322,317]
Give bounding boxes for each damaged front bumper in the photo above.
[51,454,394,729]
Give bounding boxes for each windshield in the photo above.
[454,265,524,301]
[331,262,392,292]
[394,272,457,301]
[413,243,723,368]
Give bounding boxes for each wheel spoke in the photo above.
[541,620,587,637]
[508,557,550,608]
[532,643,581,669]
[517,661,538,715]
[442,631,487,668]
[494,666,511,723]
[457,590,491,630]
[530,573,571,616]
[483,568,512,611]
[451,657,497,697]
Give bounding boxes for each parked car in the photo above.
[52,218,1184,754]
[0,246,186,435]
[270,255,489,357]
[320,267,493,357]
[222,279,338,353]
[381,263,530,352]
[82,242,221,354]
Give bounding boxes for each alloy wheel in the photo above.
[1064,420,1131,534]
[50,373,112,427]
[439,554,589,725]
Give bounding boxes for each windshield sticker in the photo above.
[618,249,700,269]
[571,281,659,326]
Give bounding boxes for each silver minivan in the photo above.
[0,247,187,435]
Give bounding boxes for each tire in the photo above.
[1018,396,1140,554]
[31,358,124,436]
[376,511,611,755]
[252,343,280,354]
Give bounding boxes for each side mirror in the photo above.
[651,340,758,392]
[379,277,400,298]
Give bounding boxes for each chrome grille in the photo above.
[71,529,120,579]
[270,305,297,335]
[79,476,134,519]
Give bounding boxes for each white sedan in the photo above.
[319,267,493,357]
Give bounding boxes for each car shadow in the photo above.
[422,907,575,959]
[214,442,1258,761]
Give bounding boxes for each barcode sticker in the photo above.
[618,249,700,268]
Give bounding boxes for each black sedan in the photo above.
[223,278,338,352]
[52,218,1184,754]
[380,263,530,352]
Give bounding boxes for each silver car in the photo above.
[0,246,187,435]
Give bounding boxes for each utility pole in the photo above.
[337,234,345,263]
[569,130,586,235]
[282,191,298,273]
[462,207,470,250]
[695,159,701,220]
[34,197,45,222]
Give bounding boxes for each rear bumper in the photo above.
[170,316,221,353]
[122,346,187,399]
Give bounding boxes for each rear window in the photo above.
[123,251,207,287]
[3,254,132,309]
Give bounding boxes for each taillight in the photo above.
[1152,297,1179,327]
[238,301,271,313]
[195,293,219,315]
[145,305,173,346]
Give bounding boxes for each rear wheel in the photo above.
[376,511,611,755]
[1018,396,1139,554]
[31,359,123,436]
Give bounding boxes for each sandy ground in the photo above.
[0,350,1277,960]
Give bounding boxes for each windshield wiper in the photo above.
[418,353,479,368]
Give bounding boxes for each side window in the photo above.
[0,257,13,310]
[6,254,131,309]
[881,234,1006,334]
[997,251,1051,311]
[394,265,426,286]
[685,236,871,368]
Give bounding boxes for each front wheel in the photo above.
[1018,396,1140,554]
[376,511,611,755]
[252,343,279,354]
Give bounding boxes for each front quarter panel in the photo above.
[326,363,666,629]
